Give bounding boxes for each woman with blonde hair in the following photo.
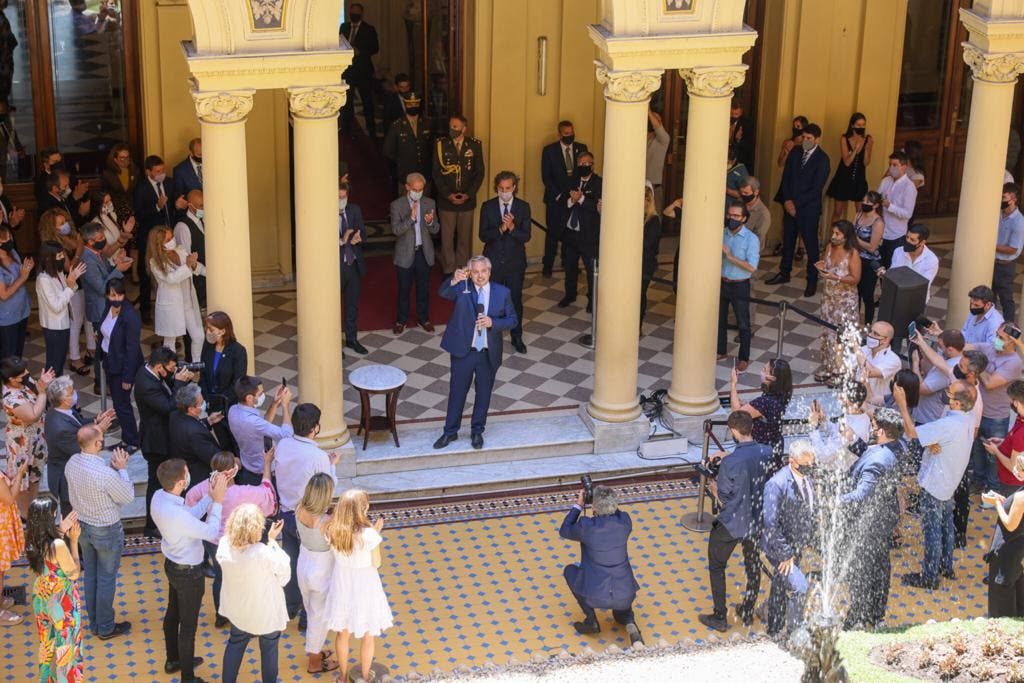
[217,503,289,683]
[640,182,662,334]
[296,473,338,674]
[147,225,204,360]
[323,489,393,682]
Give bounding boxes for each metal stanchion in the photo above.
[578,258,598,348]
[776,300,788,358]
[680,420,715,533]
[99,362,107,412]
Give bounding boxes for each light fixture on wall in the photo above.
[537,36,548,96]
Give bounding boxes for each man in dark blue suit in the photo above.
[98,278,143,451]
[133,154,187,323]
[433,256,517,450]
[761,439,818,636]
[480,171,531,353]
[338,181,368,354]
[540,121,587,277]
[841,409,901,628]
[556,152,601,311]
[559,485,643,644]
[767,123,830,297]
[700,411,774,632]
[171,138,202,201]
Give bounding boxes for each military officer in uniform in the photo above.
[433,115,485,275]
[383,93,432,195]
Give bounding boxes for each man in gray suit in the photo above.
[391,172,439,334]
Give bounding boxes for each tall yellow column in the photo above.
[192,89,257,372]
[950,45,1024,329]
[667,66,748,416]
[587,64,663,424]
[288,86,351,449]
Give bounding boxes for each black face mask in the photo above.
[725,218,743,231]
[191,155,202,164]
[0,239,13,252]
[860,203,874,213]
[730,116,739,124]
[792,127,803,138]
[576,164,593,177]
[969,305,986,316]
[903,241,919,253]
[739,193,755,203]
[405,107,421,117]
[647,121,654,133]
[852,127,866,136]
[107,297,122,309]
[1002,201,1011,210]
[953,365,966,380]
[92,239,107,251]
[561,134,574,145]
[449,128,462,139]
[349,12,362,22]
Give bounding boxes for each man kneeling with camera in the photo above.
[559,480,643,645]
[699,411,774,632]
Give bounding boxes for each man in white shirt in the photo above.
[646,110,670,210]
[272,403,339,625]
[893,382,976,589]
[152,458,228,683]
[877,150,919,267]
[993,182,1024,321]
[884,223,938,303]
[860,321,901,406]
[961,285,1005,345]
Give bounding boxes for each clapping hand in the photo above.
[58,510,78,536]
[373,517,385,532]
[501,212,514,232]
[67,262,87,287]
[174,195,189,210]
[186,252,199,270]
[122,216,135,236]
[569,190,583,204]
[19,257,34,278]
[350,230,362,245]
[209,471,229,502]
[95,408,117,432]
[115,253,133,272]
[110,447,129,470]
[37,368,56,391]
[156,193,168,209]
[207,411,224,425]
[268,519,284,541]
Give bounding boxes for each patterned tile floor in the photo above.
[0,482,996,682]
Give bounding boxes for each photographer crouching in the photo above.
[699,411,774,632]
[559,480,643,646]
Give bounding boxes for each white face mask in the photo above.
[409,190,424,201]
[193,207,204,220]
[57,222,71,236]
[338,198,348,212]
[865,336,880,349]
[164,238,176,251]
[254,392,266,408]
[153,172,167,184]
[103,203,115,215]
[498,190,514,203]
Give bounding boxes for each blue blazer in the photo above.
[559,506,639,609]
[775,146,830,213]
[716,440,774,540]
[438,279,517,369]
[172,157,202,199]
[100,301,144,381]
[479,197,532,269]
[761,466,816,565]
[840,443,899,530]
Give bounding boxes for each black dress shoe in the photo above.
[165,657,204,674]
[97,621,131,640]
[625,623,644,646]
[433,433,457,449]
[202,563,216,579]
[699,613,730,632]
[471,433,483,449]
[542,268,553,278]
[557,296,575,308]
[143,527,162,540]
[346,340,369,355]
[804,282,817,297]
[573,619,600,635]
[765,273,790,285]
[585,301,593,313]
[214,615,229,628]
[511,338,527,353]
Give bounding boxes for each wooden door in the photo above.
[894,0,973,216]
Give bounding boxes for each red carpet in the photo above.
[340,128,394,222]
[356,254,455,331]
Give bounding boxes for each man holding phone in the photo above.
[970,322,1024,498]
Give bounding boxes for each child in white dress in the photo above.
[323,489,393,682]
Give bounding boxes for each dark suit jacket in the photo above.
[382,91,406,127]
[80,247,124,325]
[716,440,774,540]
[775,146,830,213]
[642,216,662,281]
[339,21,379,83]
[169,410,222,483]
[100,301,143,380]
[43,407,91,468]
[339,203,367,275]
[479,197,532,270]
[438,279,517,370]
[200,339,248,408]
[172,157,202,199]
[133,366,178,456]
[38,192,86,226]
[840,443,899,531]
[541,140,588,204]
[761,466,816,565]
[559,507,640,609]
[556,173,602,255]
[132,176,174,233]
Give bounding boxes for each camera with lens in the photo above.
[580,474,594,506]
[182,361,206,373]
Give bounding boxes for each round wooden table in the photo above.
[349,364,407,449]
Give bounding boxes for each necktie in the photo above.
[473,286,486,351]
[197,162,203,184]
[341,211,354,265]
[503,203,510,218]
[157,181,164,197]
[802,477,814,512]
[564,146,573,174]
[801,148,812,168]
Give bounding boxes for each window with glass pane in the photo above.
[3,1,33,181]
[48,0,127,176]
[897,0,953,131]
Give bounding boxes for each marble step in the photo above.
[353,413,596,475]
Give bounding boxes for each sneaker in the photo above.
[97,621,131,640]
[698,613,730,632]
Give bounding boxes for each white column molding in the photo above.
[286,84,348,119]
[191,89,256,123]
[594,62,664,102]
[679,65,749,98]
[962,43,1024,83]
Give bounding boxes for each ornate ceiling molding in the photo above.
[679,64,747,97]
[287,85,348,119]
[191,89,256,123]
[594,62,664,103]
[962,43,1024,83]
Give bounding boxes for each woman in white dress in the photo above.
[147,226,204,360]
[296,473,338,675]
[324,489,393,683]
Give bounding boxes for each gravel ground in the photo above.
[418,640,803,683]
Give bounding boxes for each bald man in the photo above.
[861,321,900,406]
[173,189,207,309]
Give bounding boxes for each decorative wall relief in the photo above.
[248,0,287,30]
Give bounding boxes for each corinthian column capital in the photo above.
[594,62,663,103]
[679,65,748,98]
[287,85,349,119]
[962,44,1024,84]
[191,89,256,124]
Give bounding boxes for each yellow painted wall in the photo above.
[755,0,909,247]
[465,0,605,258]
[137,0,293,279]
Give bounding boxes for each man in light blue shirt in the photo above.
[993,182,1024,321]
[718,201,760,371]
[227,375,294,485]
[962,285,1005,345]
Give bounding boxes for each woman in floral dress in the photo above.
[814,220,862,385]
[0,459,26,625]
[1,358,54,516]
[26,496,83,683]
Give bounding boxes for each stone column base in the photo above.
[663,407,730,445]
[580,404,651,454]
